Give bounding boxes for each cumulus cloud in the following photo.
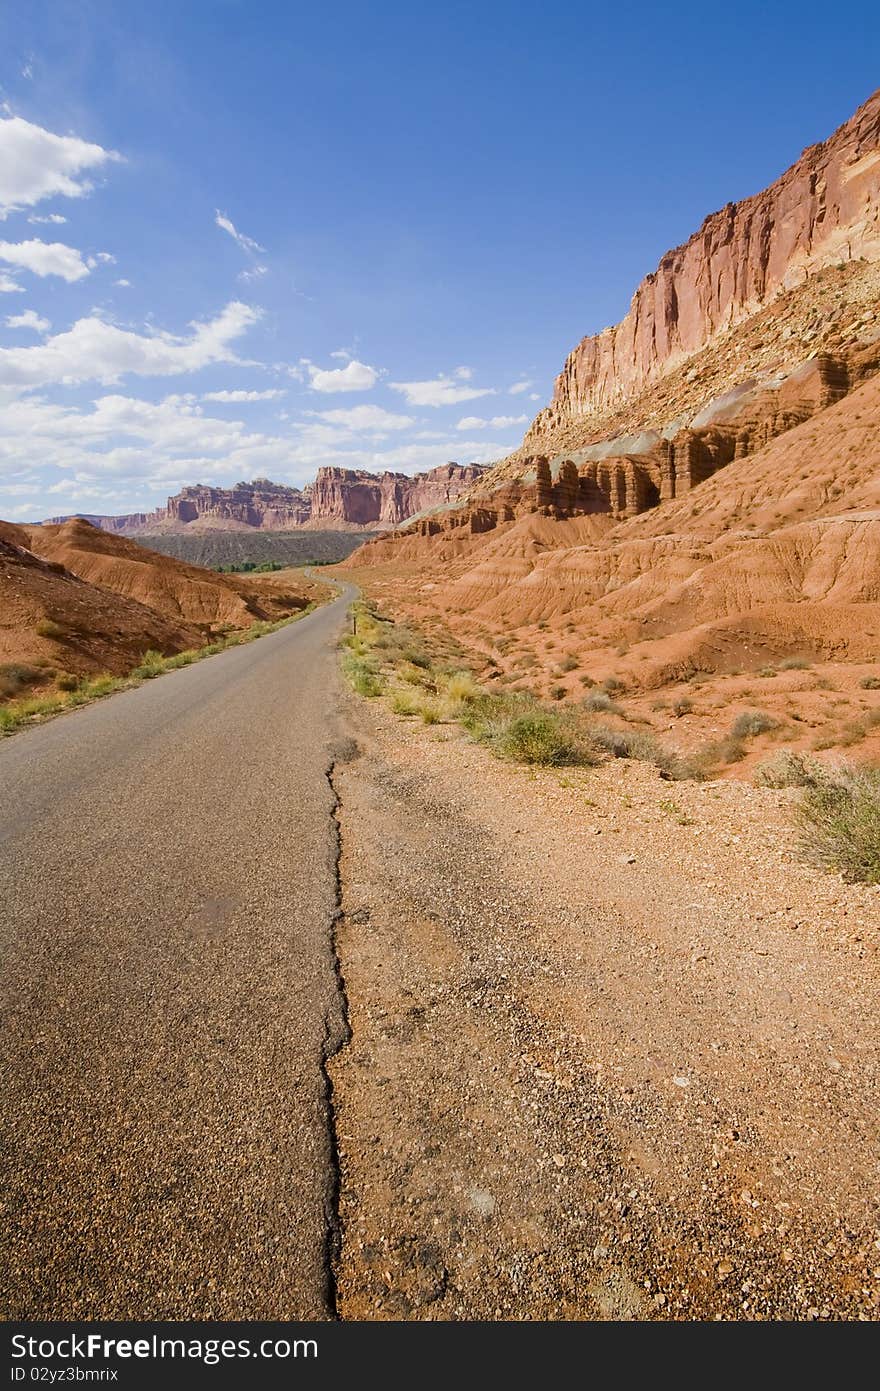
[456,413,527,430]
[0,115,122,217]
[298,358,379,393]
[202,388,285,402]
[310,404,413,431]
[0,388,513,517]
[0,238,93,282]
[389,374,495,408]
[114,278,132,288]
[0,273,23,293]
[28,212,67,225]
[214,210,265,254]
[508,379,533,394]
[5,308,50,332]
[0,300,261,388]
[453,365,473,380]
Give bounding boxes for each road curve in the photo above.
[0,584,356,1319]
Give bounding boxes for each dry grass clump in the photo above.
[753,750,822,788]
[797,763,880,884]
[583,689,622,714]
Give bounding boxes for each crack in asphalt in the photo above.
[320,757,353,1319]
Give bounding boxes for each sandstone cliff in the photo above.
[526,88,880,448]
[46,464,487,536]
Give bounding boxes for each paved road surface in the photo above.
[0,586,354,1319]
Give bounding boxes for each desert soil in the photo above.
[330,691,880,1320]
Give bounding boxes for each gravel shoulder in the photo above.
[330,693,880,1320]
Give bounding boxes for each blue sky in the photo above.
[0,0,877,519]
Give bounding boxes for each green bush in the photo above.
[132,649,166,679]
[55,671,79,692]
[797,764,880,884]
[860,676,880,690]
[35,618,64,640]
[492,711,592,767]
[343,652,384,697]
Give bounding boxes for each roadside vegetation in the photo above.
[343,602,880,884]
[341,601,698,774]
[0,606,318,736]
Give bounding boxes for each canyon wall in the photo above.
[45,464,487,535]
[526,88,880,443]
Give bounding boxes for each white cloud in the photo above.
[114,278,131,288]
[28,213,67,225]
[529,393,541,401]
[453,365,473,380]
[330,348,352,361]
[0,115,122,218]
[0,387,512,517]
[508,379,533,394]
[0,238,92,282]
[202,388,285,402]
[95,251,115,264]
[0,300,261,388]
[389,374,495,408]
[298,358,379,393]
[5,308,50,332]
[238,264,267,283]
[0,273,23,293]
[456,413,527,430]
[214,210,265,254]
[310,404,413,431]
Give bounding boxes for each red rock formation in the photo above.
[45,465,487,535]
[527,88,880,442]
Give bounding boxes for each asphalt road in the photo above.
[0,584,355,1319]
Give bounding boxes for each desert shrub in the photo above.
[492,710,592,767]
[442,671,481,707]
[343,652,384,697]
[758,665,778,678]
[399,662,435,689]
[550,686,566,701]
[779,657,810,671]
[730,709,778,739]
[559,655,579,673]
[583,689,621,714]
[602,675,625,693]
[753,750,821,789]
[696,736,747,771]
[55,671,79,692]
[672,697,693,717]
[132,649,167,679]
[419,699,441,725]
[0,662,44,699]
[35,618,64,640]
[589,725,699,780]
[860,676,880,690]
[389,689,421,716]
[797,764,880,884]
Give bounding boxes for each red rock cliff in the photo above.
[46,465,487,534]
[526,88,880,441]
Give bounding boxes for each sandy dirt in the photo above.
[330,692,880,1320]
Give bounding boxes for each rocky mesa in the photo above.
[47,463,487,536]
